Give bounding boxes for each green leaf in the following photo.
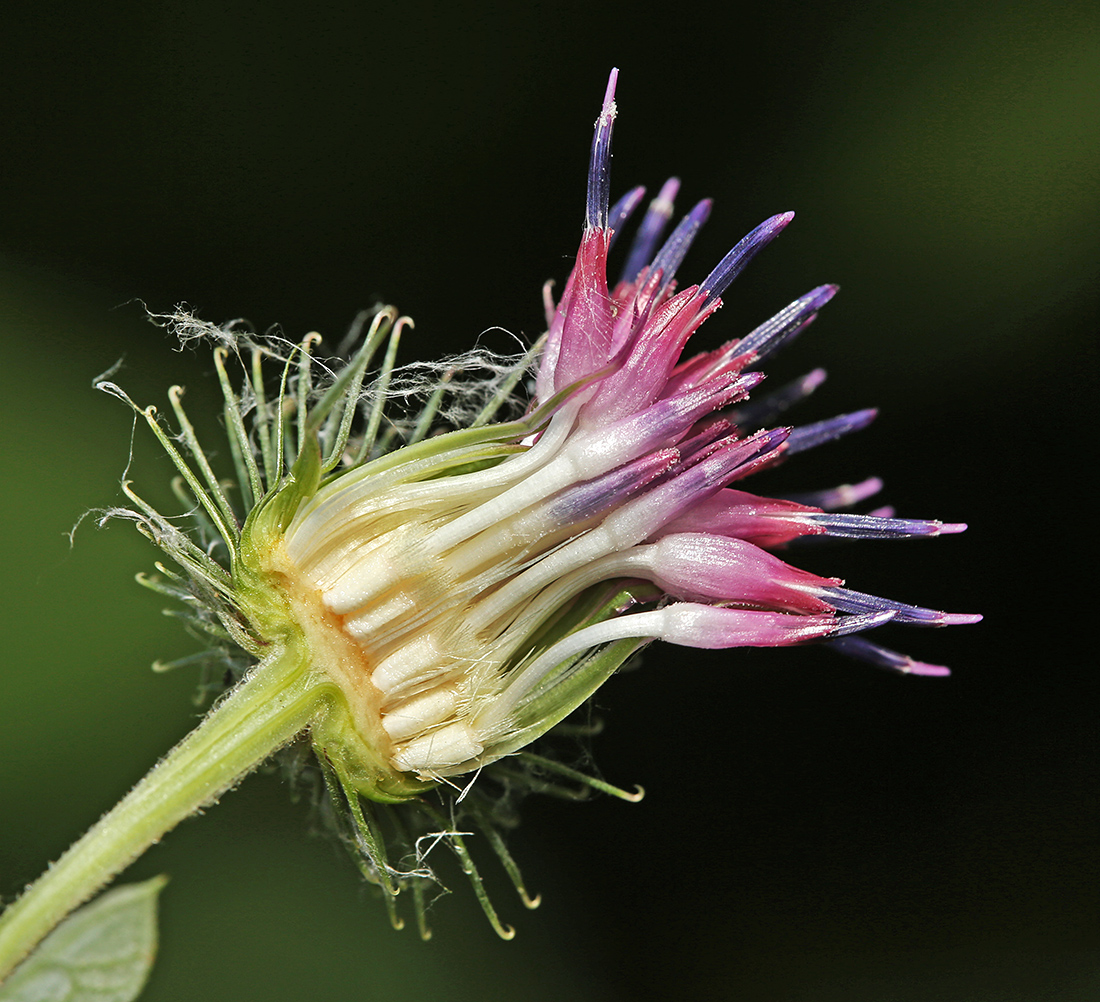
[0,877,167,1002]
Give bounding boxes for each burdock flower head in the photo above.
[0,69,978,971]
[247,71,976,784]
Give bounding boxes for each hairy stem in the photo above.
[0,645,326,983]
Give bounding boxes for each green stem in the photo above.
[0,645,325,983]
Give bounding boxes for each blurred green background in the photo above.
[2,1,1096,999]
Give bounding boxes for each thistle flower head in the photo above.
[101,69,978,936]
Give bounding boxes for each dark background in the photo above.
[2,2,1096,1000]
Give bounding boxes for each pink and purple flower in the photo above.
[83,68,980,939]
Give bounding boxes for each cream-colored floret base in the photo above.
[260,539,488,781]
